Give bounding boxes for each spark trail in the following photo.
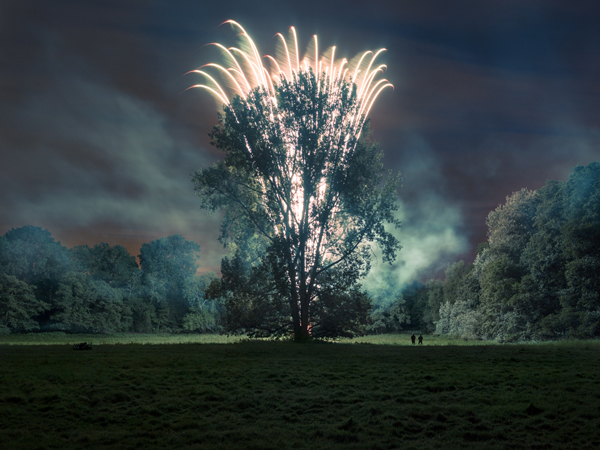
[188,20,392,127]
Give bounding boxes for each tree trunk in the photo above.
[295,321,310,342]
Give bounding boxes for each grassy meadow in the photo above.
[1,334,599,449]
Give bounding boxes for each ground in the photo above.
[1,334,599,449]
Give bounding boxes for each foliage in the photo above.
[0,274,49,332]
[421,279,444,332]
[51,272,131,333]
[367,295,409,334]
[434,261,482,338]
[435,300,482,339]
[193,72,401,340]
[309,268,373,338]
[419,161,600,341]
[139,234,202,330]
[182,273,222,333]
[397,281,427,331]
[127,296,156,333]
[0,227,217,334]
[0,225,71,304]
[207,232,292,338]
[71,242,140,289]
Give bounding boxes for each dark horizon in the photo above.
[2,0,599,285]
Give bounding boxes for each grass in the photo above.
[1,334,599,449]
[0,332,242,346]
[1,331,576,346]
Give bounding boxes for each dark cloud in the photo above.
[1,0,599,280]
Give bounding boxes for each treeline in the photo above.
[3,162,598,340]
[378,161,600,341]
[0,228,220,334]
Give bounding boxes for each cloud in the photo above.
[0,48,226,270]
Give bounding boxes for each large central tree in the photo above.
[192,22,401,340]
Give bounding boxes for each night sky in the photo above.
[2,0,599,289]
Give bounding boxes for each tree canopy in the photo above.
[0,227,214,334]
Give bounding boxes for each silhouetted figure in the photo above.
[418,335,423,345]
[411,334,416,345]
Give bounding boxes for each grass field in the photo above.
[1,334,599,449]
[0,332,243,346]
[0,331,566,346]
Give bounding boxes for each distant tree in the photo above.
[211,246,291,337]
[0,236,9,274]
[128,296,156,333]
[0,274,49,333]
[71,243,140,289]
[367,294,408,335]
[474,189,538,340]
[430,162,600,341]
[398,281,427,331]
[1,226,71,304]
[539,162,600,338]
[52,272,131,333]
[435,299,482,339]
[182,273,221,333]
[193,71,401,340]
[442,261,474,304]
[138,235,201,330]
[434,261,481,339]
[421,279,444,332]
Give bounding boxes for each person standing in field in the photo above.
[411,334,416,345]
[418,335,423,345]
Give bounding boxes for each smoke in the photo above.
[0,42,227,271]
[362,134,468,308]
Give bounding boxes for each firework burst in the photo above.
[188,20,392,125]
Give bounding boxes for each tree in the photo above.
[52,272,131,333]
[1,226,71,304]
[400,281,427,331]
[550,162,600,337]
[211,247,291,337]
[367,294,409,335]
[0,274,49,333]
[421,279,444,332]
[435,299,482,339]
[182,273,221,333]
[434,261,481,339]
[427,162,600,341]
[474,189,539,340]
[71,243,139,289]
[138,235,201,330]
[194,71,401,340]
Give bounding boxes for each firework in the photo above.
[188,20,392,121]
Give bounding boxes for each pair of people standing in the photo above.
[410,334,423,345]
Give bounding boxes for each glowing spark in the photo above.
[191,22,392,113]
